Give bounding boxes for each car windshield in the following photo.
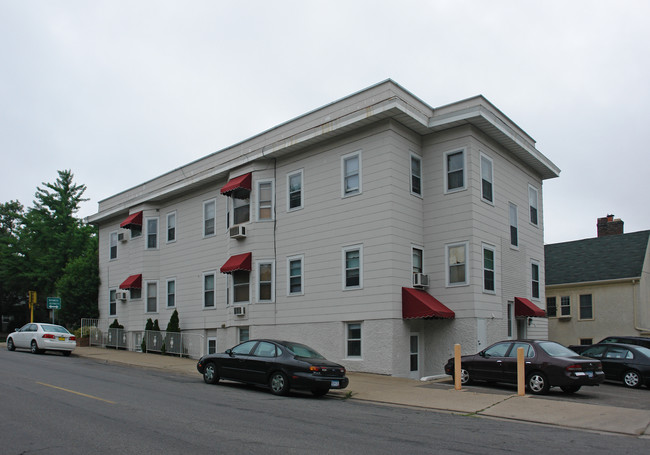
[41,324,70,334]
[283,342,325,359]
[538,341,577,357]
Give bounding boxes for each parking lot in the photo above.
[427,378,649,410]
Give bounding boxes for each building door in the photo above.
[409,334,420,379]
[477,319,487,351]
[516,318,527,339]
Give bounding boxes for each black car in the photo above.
[569,336,650,354]
[578,343,650,388]
[196,339,349,396]
[444,340,605,395]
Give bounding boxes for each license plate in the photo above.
[58,337,66,341]
[331,380,340,387]
[586,371,593,378]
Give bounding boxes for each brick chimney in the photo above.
[597,214,624,237]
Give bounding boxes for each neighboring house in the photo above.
[88,80,559,378]
[545,215,650,346]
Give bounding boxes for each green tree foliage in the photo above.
[0,201,27,325]
[166,309,180,332]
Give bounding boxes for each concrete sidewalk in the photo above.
[10,344,650,437]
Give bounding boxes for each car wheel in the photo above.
[623,370,642,388]
[269,372,290,396]
[203,362,220,385]
[31,340,41,354]
[560,385,581,394]
[527,372,550,395]
[7,338,15,351]
[460,368,472,385]
[311,388,330,397]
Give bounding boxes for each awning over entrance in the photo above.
[120,211,143,229]
[220,173,252,199]
[220,252,252,274]
[515,297,546,317]
[402,287,455,319]
[119,274,142,290]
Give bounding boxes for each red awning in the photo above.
[119,274,142,290]
[402,287,455,319]
[515,297,546,317]
[120,211,143,229]
[220,173,252,199]
[220,252,252,274]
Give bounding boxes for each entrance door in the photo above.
[516,318,527,339]
[409,334,420,379]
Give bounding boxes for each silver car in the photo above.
[7,323,76,356]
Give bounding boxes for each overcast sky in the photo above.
[2,1,649,244]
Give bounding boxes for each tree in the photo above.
[0,201,27,327]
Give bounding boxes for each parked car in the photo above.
[578,343,650,388]
[569,336,650,354]
[6,323,76,356]
[444,340,605,394]
[197,339,349,396]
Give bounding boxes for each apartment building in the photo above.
[88,80,559,378]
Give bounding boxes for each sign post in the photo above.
[47,297,62,324]
[28,291,37,322]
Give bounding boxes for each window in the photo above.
[412,247,423,274]
[484,342,510,357]
[146,218,158,249]
[346,322,361,358]
[546,297,557,317]
[257,181,273,221]
[509,203,518,247]
[167,212,176,243]
[109,289,117,316]
[287,255,303,295]
[207,338,217,355]
[146,281,157,313]
[410,334,419,372]
[203,273,215,308]
[131,226,142,238]
[232,271,250,303]
[203,199,216,237]
[166,279,176,308]
[480,154,493,203]
[579,338,593,346]
[287,170,303,211]
[342,152,361,197]
[528,185,539,226]
[410,154,422,196]
[445,150,465,192]
[507,302,513,338]
[130,288,141,300]
[343,245,363,289]
[579,294,593,320]
[257,261,274,302]
[483,245,495,292]
[233,196,250,225]
[109,231,118,260]
[531,261,540,299]
[253,341,277,358]
[238,327,250,343]
[446,242,468,286]
[560,296,571,316]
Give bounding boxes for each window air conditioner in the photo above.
[233,306,246,316]
[229,225,246,239]
[118,232,127,242]
[116,290,128,301]
[413,273,429,289]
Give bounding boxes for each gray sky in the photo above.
[2,1,649,244]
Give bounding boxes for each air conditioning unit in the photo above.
[116,290,128,301]
[413,273,429,289]
[229,225,246,239]
[233,306,246,316]
[117,232,127,242]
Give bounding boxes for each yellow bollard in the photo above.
[454,343,461,390]
[517,347,525,396]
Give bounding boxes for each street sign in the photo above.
[47,297,61,310]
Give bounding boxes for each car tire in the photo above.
[527,372,550,395]
[623,370,642,388]
[269,372,290,396]
[62,351,72,357]
[460,368,472,385]
[31,340,41,354]
[203,362,220,385]
[560,385,581,394]
[311,388,330,397]
[7,338,15,351]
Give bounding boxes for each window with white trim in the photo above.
[446,242,468,286]
[145,281,158,313]
[483,244,495,292]
[109,288,117,316]
[233,196,250,225]
[232,271,250,304]
[546,296,557,317]
[203,199,216,237]
[346,322,362,358]
[257,180,274,221]
[166,279,176,308]
[287,255,304,295]
[342,151,361,197]
[560,296,571,316]
[412,247,423,274]
[287,170,303,211]
[203,272,215,308]
[509,202,518,247]
[579,294,593,320]
[146,218,158,249]
[239,327,250,342]
[410,153,422,196]
[343,245,363,289]
[109,231,118,260]
[528,185,539,226]
[207,337,217,354]
[167,212,176,243]
[480,153,493,203]
[445,150,465,192]
[257,260,274,302]
[531,261,540,299]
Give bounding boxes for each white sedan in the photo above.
[7,323,76,356]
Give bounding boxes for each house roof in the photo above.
[545,230,650,286]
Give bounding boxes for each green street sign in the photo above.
[47,297,61,310]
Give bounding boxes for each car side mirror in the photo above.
[226,349,233,356]
[479,351,486,357]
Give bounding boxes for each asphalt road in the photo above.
[2,349,648,455]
